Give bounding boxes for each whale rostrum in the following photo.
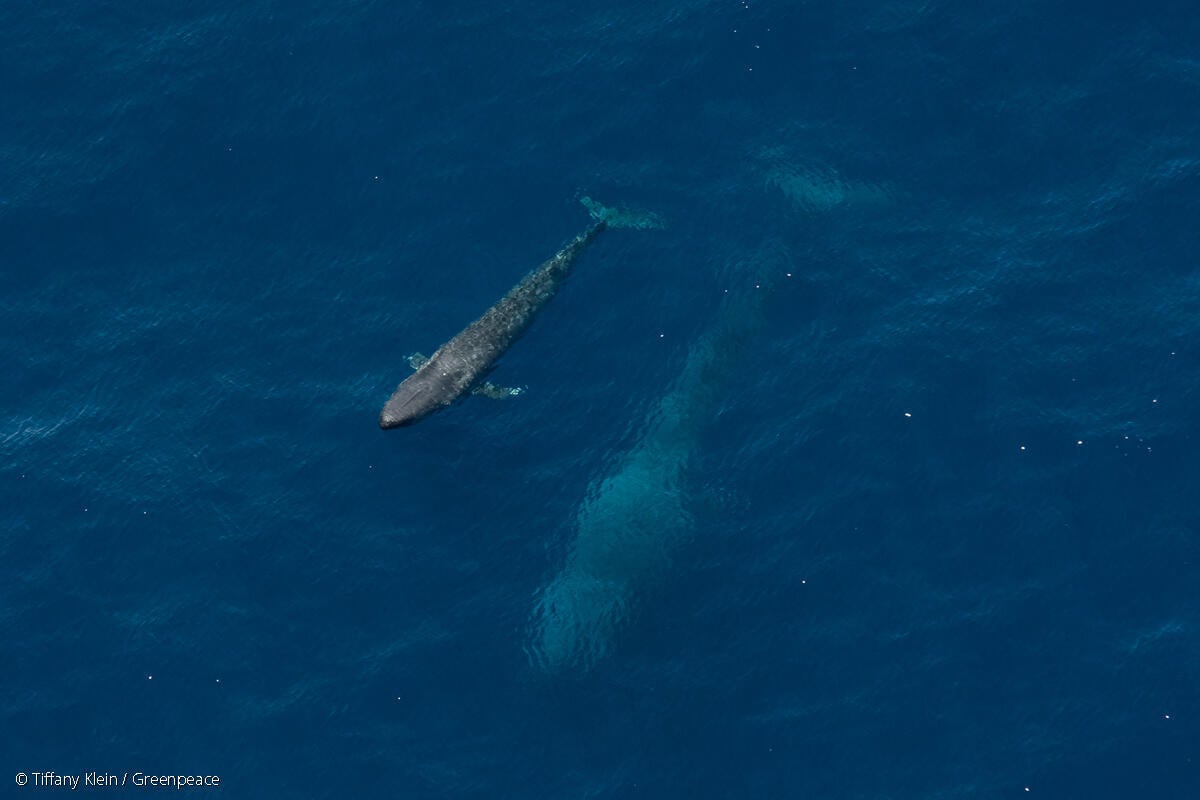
[379,221,607,429]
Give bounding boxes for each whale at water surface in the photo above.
[379,222,607,428]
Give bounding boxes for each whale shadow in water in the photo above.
[526,242,795,674]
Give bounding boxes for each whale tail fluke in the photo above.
[579,195,666,230]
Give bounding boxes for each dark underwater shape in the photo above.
[528,243,789,672]
[379,221,607,428]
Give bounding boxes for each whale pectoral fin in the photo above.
[472,381,526,400]
[406,352,430,370]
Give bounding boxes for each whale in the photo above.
[379,221,608,428]
[527,243,789,672]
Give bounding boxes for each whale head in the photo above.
[379,369,457,428]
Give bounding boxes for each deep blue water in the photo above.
[3,1,1199,797]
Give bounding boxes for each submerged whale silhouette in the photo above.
[528,246,788,672]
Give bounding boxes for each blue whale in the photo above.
[380,222,607,428]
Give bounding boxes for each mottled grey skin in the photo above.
[379,221,607,428]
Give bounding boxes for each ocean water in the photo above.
[2,1,1199,797]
